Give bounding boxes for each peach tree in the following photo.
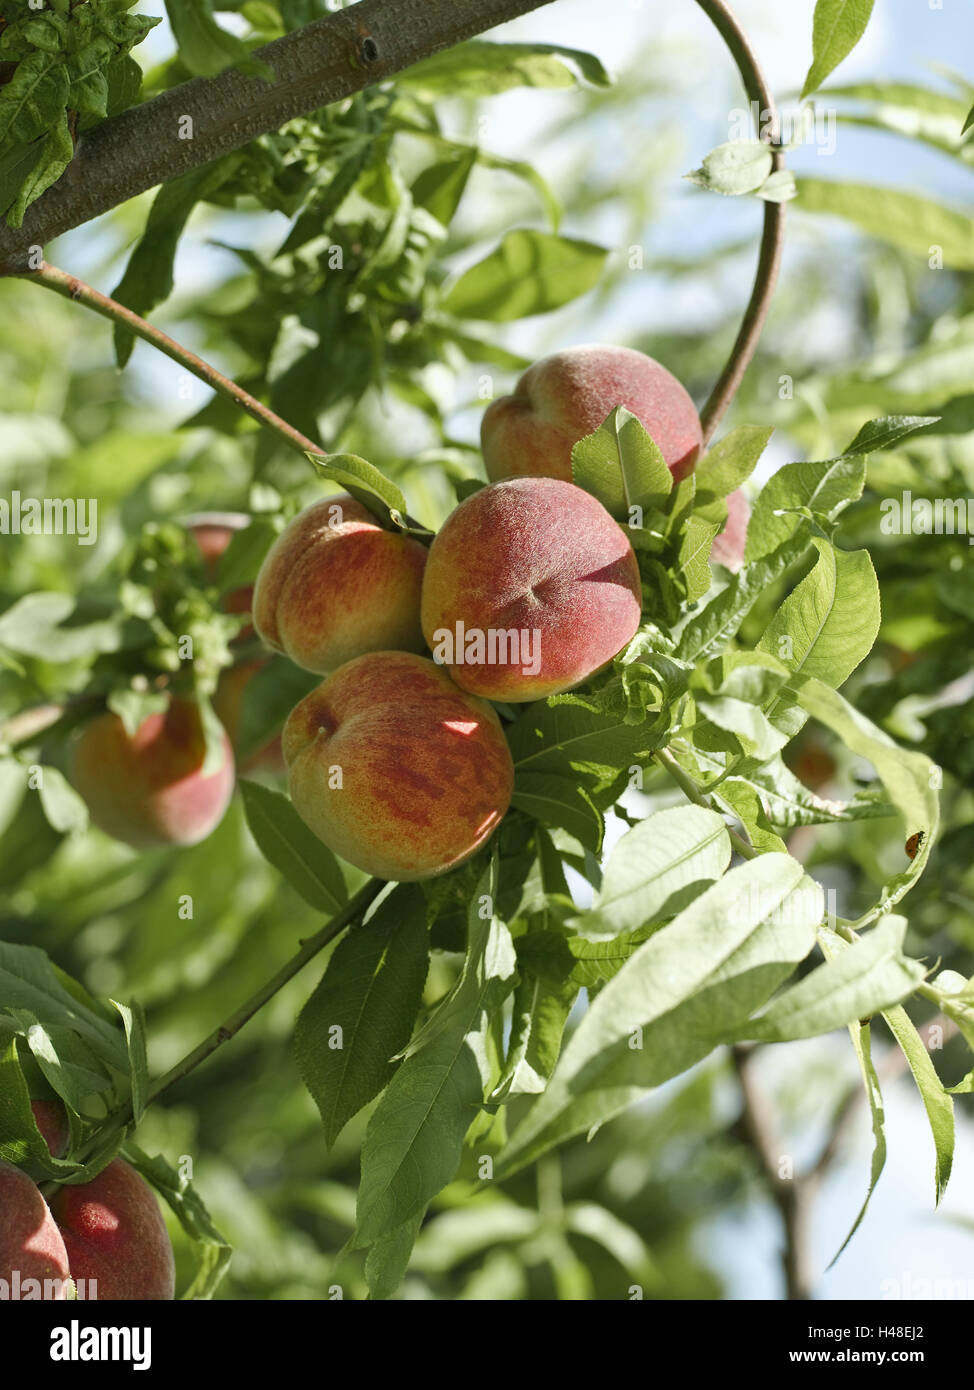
[1,0,972,1301]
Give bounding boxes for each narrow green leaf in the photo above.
[442,230,607,322]
[294,886,429,1146]
[801,0,876,99]
[798,178,974,271]
[239,781,346,914]
[882,1004,954,1204]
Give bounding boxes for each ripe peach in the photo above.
[482,344,702,485]
[71,699,234,850]
[420,477,642,702]
[0,1161,71,1297]
[184,510,255,639]
[253,495,428,674]
[48,1159,175,1301]
[283,651,514,881]
[31,1100,69,1159]
[710,489,750,572]
[213,660,285,774]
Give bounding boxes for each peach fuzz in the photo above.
[283,651,514,881]
[481,344,702,486]
[48,1159,175,1301]
[253,494,427,674]
[0,1161,71,1297]
[420,477,642,702]
[70,698,234,850]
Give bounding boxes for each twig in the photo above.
[74,876,384,1162]
[22,262,321,458]
[693,0,787,443]
[652,747,758,860]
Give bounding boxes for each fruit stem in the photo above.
[72,876,384,1163]
[693,0,787,444]
[20,261,322,459]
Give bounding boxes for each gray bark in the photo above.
[0,0,554,271]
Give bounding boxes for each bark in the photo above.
[0,0,554,271]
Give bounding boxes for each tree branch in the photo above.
[0,0,554,272]
[74,876,385,1163]
[693,0,787,444]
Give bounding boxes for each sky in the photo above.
[51,1,974,1301]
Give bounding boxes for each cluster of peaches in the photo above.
[70,346,748,884]
[1,1100,175,1300]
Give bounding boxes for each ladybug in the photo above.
[905,831,925,860]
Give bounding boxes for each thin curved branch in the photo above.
[693,0,787,444]
[0,0,555,272]
[73,877,385,1163]
[24,261,322,457]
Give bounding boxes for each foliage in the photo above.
[0,0,972,1302]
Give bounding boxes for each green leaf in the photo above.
[0,1038,77,1178]
[124,1144,232,1300]
[757,540,880,702]
[792,675,939,915]
[442,230,607,322]
[801,0,876,99]
[36,766,88,834]
[512,772,603,853]
[411,147,476,226]
[881,1005,954,1204]
[355,873,516,1245]
[797,179,974,271]
[830,1018,887,1265]
[507,700,660,783]
[491,960,577,1100]
[294,886,429,1146]
[398,40,609,97]
[364,1211,425,1300]
[734,916,925,1041]
[695,425,773,502]
[685,141,773,196]
[571,406,672,522]
[579,805,731,935]
[111,999,149,1125]
[307,452,422,533]
[498,855,822,1176]
[111,159,242,367]
[0,942,126,1076]
[239,781,346,915]
[841,415,940,455]
[164,0,271,79]
[745,455,867,563]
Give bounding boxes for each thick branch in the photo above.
[0,0,555,272]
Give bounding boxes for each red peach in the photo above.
[0,1161,71,1298]
[48,1159,175,1301]
[213,660,285,773]
[283,651,514,881]
[482,344,702,485]
[71,699,234,850]
[710,489,750,572]
[420,477,642,702]
[253,495,428,674]
[184,511,255,640]
[31,1100,69,1159]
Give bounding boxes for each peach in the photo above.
[31,1100,69,1159]
[482,344,702,485]
[420,477,642,702]
[710,488,750,572]
[184,510,255,639]
[48,1159,175,1301]
[253,495,428,674]
[71,698,234,850]
[0,1161,71,1298]
[283,651,514,881]
[213,660,285,774]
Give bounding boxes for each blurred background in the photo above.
[1,0,973,1298]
